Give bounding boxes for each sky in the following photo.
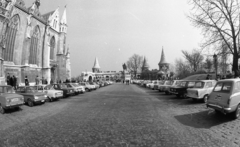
[25,0,203,77]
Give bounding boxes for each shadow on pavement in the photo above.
[174,110,234,129]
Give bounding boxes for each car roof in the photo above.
[217,79,240,82]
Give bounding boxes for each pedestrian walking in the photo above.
[25,76,29,86]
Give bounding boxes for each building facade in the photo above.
[0,0,71,85]
[81,57,120,81]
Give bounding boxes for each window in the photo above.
[3,15,19,62]
[50,37,55,60]
[234,82,240,93]
[194,82,204,88]
[29,26,40,64]
[188,82,195,87]
[213,82,232,93]
[205,82,212,88]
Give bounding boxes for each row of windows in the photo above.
[3,15,56,64]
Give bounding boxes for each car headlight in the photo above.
[34,96,39,100]
[44,95,47,98]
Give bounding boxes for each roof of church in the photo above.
[60,6,67,25]
[42,10,55,21]
[159,47,168,65]
[93,57,100,69]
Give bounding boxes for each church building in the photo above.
[0,0,71,84]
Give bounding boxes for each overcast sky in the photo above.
[25,0,203,76]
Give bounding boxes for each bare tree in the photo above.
[126,54,143,78]
[188,0,240,73]
[181,49,204,72]
[175,58,191,79]
[204,57,213,73]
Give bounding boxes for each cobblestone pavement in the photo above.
[0,83,236,147]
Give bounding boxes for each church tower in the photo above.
[158,47,169,72]
[92,57,100,73]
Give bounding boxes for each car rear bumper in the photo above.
[206,103,232,113]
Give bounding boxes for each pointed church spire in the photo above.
[93,57,100,69]
[61,5,67,25]
[159,47,167,64]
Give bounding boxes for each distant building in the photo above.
[81,57,120,81]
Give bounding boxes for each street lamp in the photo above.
[213,54,218,78]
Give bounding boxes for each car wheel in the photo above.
[203,95,208,103]
[27,99,34,107]
[183,93,188,98]
[46,97,50,102]
[232,104,240,119]
[0,104,5,114]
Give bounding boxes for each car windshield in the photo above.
[188,82,195,87]
[166,81,173,85]
[180,81,186,87]
[0,86,15,93]
[213,82,232,93]
[26,86,38,92]
[44,85,54,90]
[194,82,204,88]
[59,84,67,89]
[72,83,78,87]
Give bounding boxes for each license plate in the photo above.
[12,98,19,102]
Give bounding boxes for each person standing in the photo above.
[25,76,29,86]
[9,76,13,87]
[35,75,39,85]
[6,73,10,85]
[12,75,17,90]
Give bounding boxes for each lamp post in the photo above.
[213,54,218,78]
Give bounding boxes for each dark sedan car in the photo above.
[169,80,196,98]
[51,83,75,98]
[16,86,47,107]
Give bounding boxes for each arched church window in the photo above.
[50,36,55,60]
[3,15,19,62]
[29,26,40,64]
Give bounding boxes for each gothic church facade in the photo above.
[0,0,71,84]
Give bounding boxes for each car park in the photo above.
[206,79,240,119]
[187,80,216,102]
[158,81,169,92]
[16,86,47,107]
[51,83,75,97]
[163,80,181,94]
[79,82,95,91]
[66,83,85,95]
[0,85,24,114]
[169,80,196,98]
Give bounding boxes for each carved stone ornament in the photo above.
[26,15,32,39]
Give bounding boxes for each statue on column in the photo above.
[26,15,32,39]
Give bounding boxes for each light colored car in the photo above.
[0,85,24,114]
[187,80,216,102]
[71,83,85,94]
[79,82,95,91]
[40,85,63,102]
[163,80,181,94]
[206,79,240,119]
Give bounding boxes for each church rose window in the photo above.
[50,37,55,60]
[3,15,19,62]
[29,26,40,64]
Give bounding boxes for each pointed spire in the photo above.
[61,5,67,25]
[93,57,100,69]
[159,47,167,64]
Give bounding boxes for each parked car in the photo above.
[66,83,85,95]
[16,86,47,107]
[187,80,217,102]
[164,80,181,94]
[40,85,63,102]
[169,80,196,98]
[158,81,170,92]
[0,85,24,114]
[88,82,97,90]
[206,79,240,119]
[51,83,75,98]
[79,82,95,91]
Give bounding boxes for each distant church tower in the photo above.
[158,47,170,73]
[92,57,100,73]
